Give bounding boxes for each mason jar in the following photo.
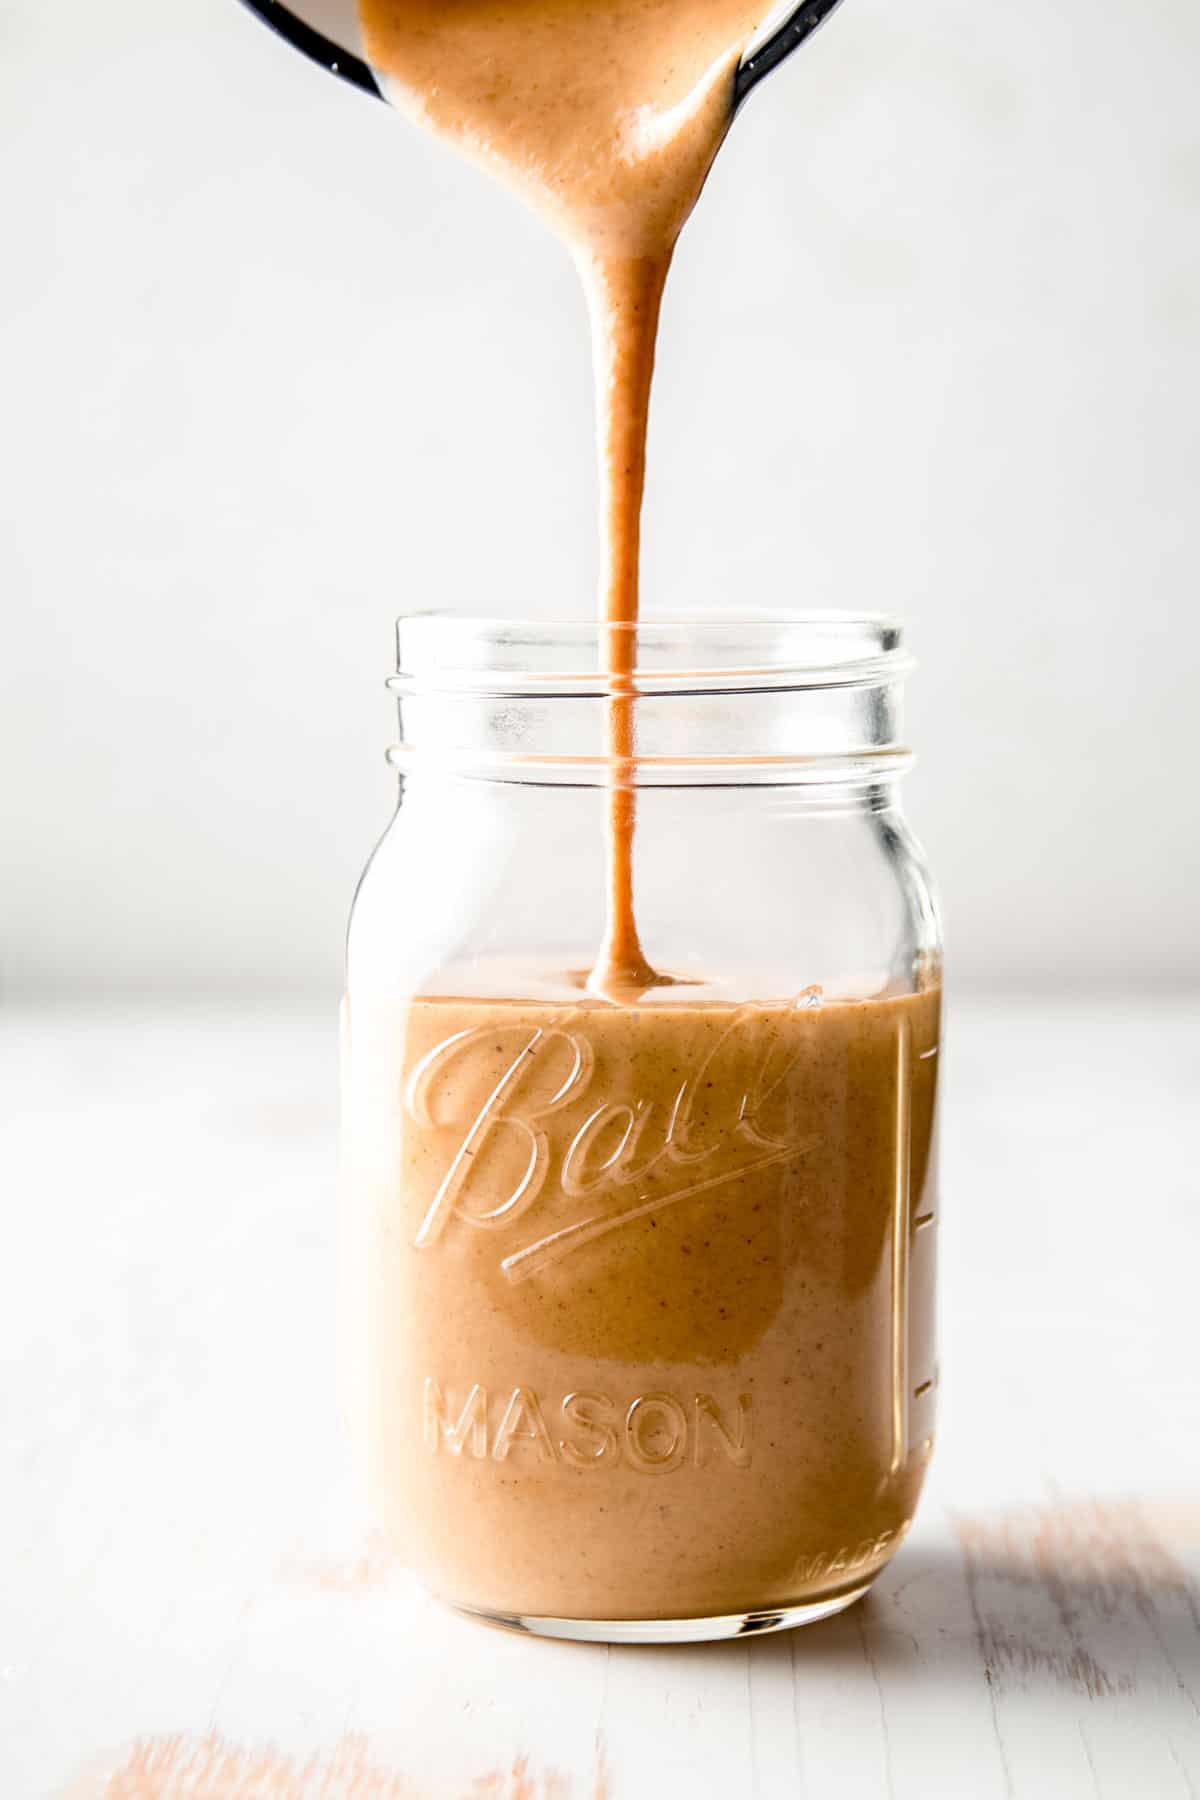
[340,613,942,1643]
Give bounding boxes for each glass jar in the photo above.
[340,613,942,1643]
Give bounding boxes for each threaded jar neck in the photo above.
[388,613,914,787]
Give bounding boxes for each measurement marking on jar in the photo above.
[914,1212,935,1231]
[913,1379,934,1398]
[889,1017,912,1477]
[918,1044,940,1060]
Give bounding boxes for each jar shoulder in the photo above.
[348,783,942,1001]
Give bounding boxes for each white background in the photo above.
[3,0,1197,1002]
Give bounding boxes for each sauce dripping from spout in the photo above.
[358,0,768,993]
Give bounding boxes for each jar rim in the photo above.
[392,610,911,697]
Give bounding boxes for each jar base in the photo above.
[447,1581,873,1645]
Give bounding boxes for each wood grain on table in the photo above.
[3,1001,1197,1799]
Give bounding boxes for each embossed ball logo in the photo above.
[403,1007,821,1282]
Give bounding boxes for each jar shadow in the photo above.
[639,1499,1200,1712]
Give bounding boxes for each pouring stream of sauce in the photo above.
[358,0,769,994]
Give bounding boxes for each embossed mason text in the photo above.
[424,1379,753,1472]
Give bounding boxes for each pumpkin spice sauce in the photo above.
[343,0,941,1627]
[342,985,940,1622]
[359,0,769,993]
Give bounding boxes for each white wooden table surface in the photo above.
[3,999,1198,1800]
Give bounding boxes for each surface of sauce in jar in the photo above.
[358,0,769,993]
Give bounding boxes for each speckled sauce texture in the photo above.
[341,986,941,1622]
